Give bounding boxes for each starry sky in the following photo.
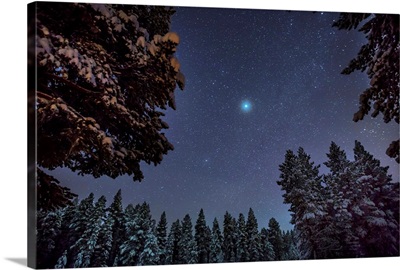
[54,6,399,232]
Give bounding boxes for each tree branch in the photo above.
[37,90,55,100]
[44,72,101,95]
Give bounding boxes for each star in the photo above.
[241,100,252,112]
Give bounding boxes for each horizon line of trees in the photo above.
[36,190,298,268]
[36,140,399,268]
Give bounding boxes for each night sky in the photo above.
[53,6,399,232]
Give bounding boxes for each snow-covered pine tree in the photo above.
[267,218,284,261]
[277,148,325,259]
[259,228,275,261]
[34,2,186,210]
[36,209,63,268]
[156,211,168,264]
[118,204,141,266]
[60,193,95,268]
[324,142,351,175]
[50,199,79,268]
[281,230,300,260]
[195,209,210,263]
[209,218,224,263]
[286,243,301,260]
[322,142,358,258]
[119,202,155,266]
[107,189,124,266]
[222,211,237,262]
[236,213,249,262]
[186,238,198,264]
[138,231,160,265]
[54,250,68,269]
[165,219,182,264]
[348,141,399,257]
[36,3,185,181]
[90,214,113,267]
[180,214,198,264]
[139,202,154,234]
[246,208,261,261]
[205,226,212,262]
[71,195,107,268]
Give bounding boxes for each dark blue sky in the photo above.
[55,7,398,232]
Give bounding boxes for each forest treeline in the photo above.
[37,191,297,268]
[36,140,399,268]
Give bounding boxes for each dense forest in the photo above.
[36,140,399,268]
[36,190,297,268]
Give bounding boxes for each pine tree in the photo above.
[259,228,275,261]
[349,141,399,257]
[107,189,124,266]
[281,230,300,260]
[71,195,107,268]
[323,142,357,258]
[222,211,237,262]
[277,148,325,259]
[236,213,249,262]
[118,204,141,266]
[90,215,113,267]
[156,211,168,264]
[324,142,350,175]
[138,231,160,265]
[51,199,79,268]
[278,141,399,259]
[119,202,155,266]
[36,209,63,268]
[179,214,198,264]
[60,193,95,268]
[209,218,224,263]
[246,208,261,261]
[54,250,68,269]
[165,219,182,264]
[267,218,284,260]
[195,209,210,263]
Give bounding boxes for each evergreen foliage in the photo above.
[156,211,168,264]
[37,140,398,268]
[107,189,124,266]
[246,208,261,261]
[222,212,237,262]
[34,2,185,210]
[259,228,275,261]
[277,141,399,259]
[180,214,198,264]
[194,209,210,263]
[333,13,399,162]
[236,213,249,262]
[165,219,182,264]
[267,218,284,260]
[209,218,224,263]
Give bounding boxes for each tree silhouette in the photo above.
[195,209,210,263]
[33,2,185,209]
[333,13,399,162]
[278,142,399,258]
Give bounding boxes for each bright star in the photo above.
[241,100,252,112]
